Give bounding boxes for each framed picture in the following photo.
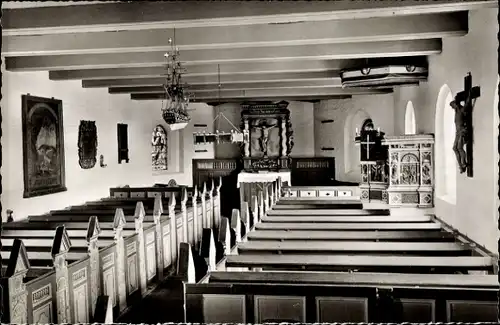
[22,94,67,198]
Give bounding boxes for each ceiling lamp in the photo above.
[161,29,192,131]
[340,65,428,88]
[193,64,249,145]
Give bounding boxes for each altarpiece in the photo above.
[237,101,294,207]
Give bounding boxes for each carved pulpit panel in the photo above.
[356,119,389,203]
[240,101,293,172]
[383,134,434,207]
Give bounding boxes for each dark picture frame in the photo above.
[22,94,67,198]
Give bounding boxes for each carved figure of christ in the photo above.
[257,123,277,156]
[450,72,480,176]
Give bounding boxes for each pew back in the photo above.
[186,271,498,323]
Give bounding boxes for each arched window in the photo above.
[404,101,416,135]
[435,85,456,203]
[152,125,168,171]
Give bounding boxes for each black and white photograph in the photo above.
[0,0,499,324]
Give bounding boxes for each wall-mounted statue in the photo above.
[78,120,98,169]
[152,125,168,171]
[450,72,480,177]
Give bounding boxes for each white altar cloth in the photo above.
[237,171,291,188]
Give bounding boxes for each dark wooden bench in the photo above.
[223,253,495,274]
[246,229,456,242]
[185,271,498,322]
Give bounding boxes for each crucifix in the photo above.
[361,133,376,161]
[450,72,480,177]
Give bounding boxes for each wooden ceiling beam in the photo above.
[6,39,441,72]
[82,71,340,88]
[48,60,354,81]
[48,57,427,81]
[203,96,352,105]
[3,0,494,35]
[3,12,467,56]
[131,87,392,101]
[109,80,343,94]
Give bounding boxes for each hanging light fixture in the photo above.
[161,28,192,131]
[193,64,249,145]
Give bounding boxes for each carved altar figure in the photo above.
[450,89,473,174]
[252,119,278,157]
[152,125,168,170]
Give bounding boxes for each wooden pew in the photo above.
[223,253,496,274]
[0,179,223,324]
[246,230,456,242]
[236,240,474,256]
[267,208,390,216]
[255,222,443,230]
[108,178,222,232]
[260,215,434,223]
[2,209,152,321]
[1,224,103,324]
[186,271,498,322]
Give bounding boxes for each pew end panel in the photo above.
[92,295,113,324]
[67,256,93,323]
[98,244,119,319]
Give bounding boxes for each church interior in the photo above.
[1,0,499,323]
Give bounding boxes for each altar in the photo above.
[237,171,291,210]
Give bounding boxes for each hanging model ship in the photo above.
[161,36,192,131]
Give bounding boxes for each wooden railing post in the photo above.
[241,202,250,238]
[218,217,231,255]
[153,196,165,281]
[181,188,189,244]
[133,203,148,296]
[263,185,270,212]
[192,186,199,247]
[112,209,127,312]
[201,229,216,271]
[201,182,207,229]
[208,179,214,229]
[51,226,72,323]
[251,195,259,227]
[177,243,195,284]
[4,239,30,324]
[269,183,275,208]
[167,193,177,264]
[258,191,265,220]
[231,209,242,244]
[277,176,282,199]
[215,176,223,229]
[86,216,102,316]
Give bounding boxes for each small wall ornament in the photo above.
[78,120,98,169]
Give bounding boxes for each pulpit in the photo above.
[382,134,434,207]
[240,101,294,172]
[355,120,389,203]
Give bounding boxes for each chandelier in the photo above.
[161,30,192,131]
[193,64,249,145]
